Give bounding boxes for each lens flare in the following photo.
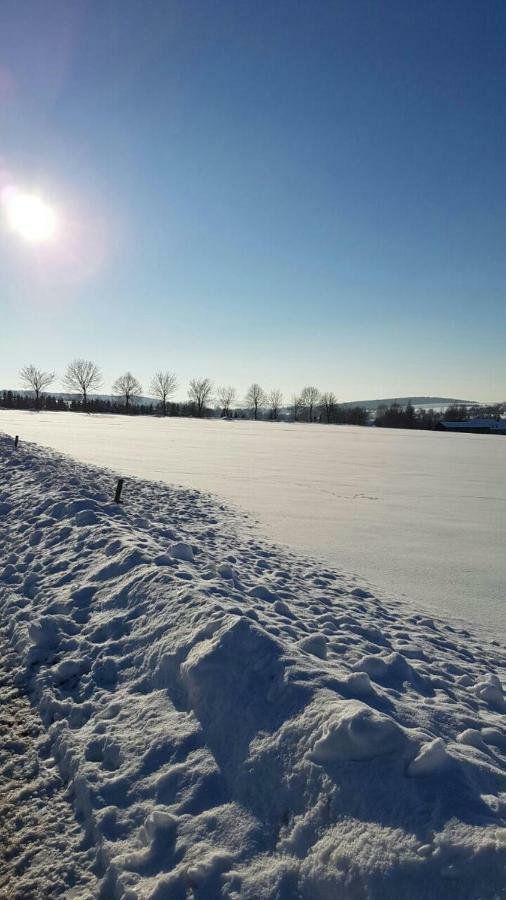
[2,188,58,242]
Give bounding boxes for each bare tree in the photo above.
[268,389,283,421]
[320,391,337,423]
[112,371,143,412]
[63,359,102,408]
[245,383,266,420]
[150,371,178,416]
[217,385,236,418]
[188,377,214,417]
[291,394,303,422]
[19,364,55,409]
[301,385,320,422]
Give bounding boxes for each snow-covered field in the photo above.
[0,410,504,632]
[0,435,505,898]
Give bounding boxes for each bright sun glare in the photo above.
[2,189,58,243]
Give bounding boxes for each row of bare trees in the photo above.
[20,361,103,409]
[216,383,336,422]
[19,362,339,422]
[186,380,286,419]
[19,361,179,413]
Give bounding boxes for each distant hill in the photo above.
[341,397,479,411]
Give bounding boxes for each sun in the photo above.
[2,188,58,243]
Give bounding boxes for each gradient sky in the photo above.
[1,0,505,402]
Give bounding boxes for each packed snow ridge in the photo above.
[0,435,505,899]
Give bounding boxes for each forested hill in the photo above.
[342,396,478,410]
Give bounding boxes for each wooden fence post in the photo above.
[114,478,124,503]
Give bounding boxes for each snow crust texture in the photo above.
[0,434,505,899]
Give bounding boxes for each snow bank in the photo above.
[0,434,505,899]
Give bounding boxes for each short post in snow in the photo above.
[114,478,124,504]
[14,435,19,448]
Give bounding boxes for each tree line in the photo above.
[3,361,502,428]
[374,400,505,430]
[7,361,369,423]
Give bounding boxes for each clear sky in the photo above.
[0,0,505,402]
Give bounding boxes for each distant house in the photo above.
[439,418,506,435]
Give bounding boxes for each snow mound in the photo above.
[474,674,505,711]
[309,700,408,762]
[355,650,418,686]
[168,540,195,563]
[299,632,328,658]
[248,584,279,602]
[407,737,450,777]
[0,434,505,899]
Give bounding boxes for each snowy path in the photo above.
[0,638,97,899]
[0,435,505,898]
[0,410,504,633]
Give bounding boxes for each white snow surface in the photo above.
[0,435,505,899]
[0,411,504,633]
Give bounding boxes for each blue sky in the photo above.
[0,0,505,402]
